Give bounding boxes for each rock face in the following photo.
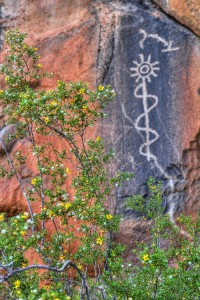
[152,0,200,37]
[0,0,200,261]
[97,0,200,222]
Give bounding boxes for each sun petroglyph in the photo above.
[130,54,160,83]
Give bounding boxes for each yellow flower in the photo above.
[33,47,38,51]
[21,262,27,267]
[59,256,65,260]
[142,254,149,261]
[82,105,88,112]
[0,214,4,221]
[20,212,29,220]
[79,88,85,94]
[98,85,104,91]
[96,237,103,246]
[5,76,9,83]
[106,214,113,220]
[23,212,29,218]
[77,264,83,270]
[14,280,21,289]
[37,63,42,68]
[51,100,58,106]
[43,117,50,124]
[20,231,26,236]
[0,89,3,93]
[64,202,72,210]
[65,167,71,174]
[96,136,101,142]
[31,178,37,185]
[47,210,54,218]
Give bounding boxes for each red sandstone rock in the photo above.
[114,219,152,263]
[0,0,98,215]
[152,0,200,36]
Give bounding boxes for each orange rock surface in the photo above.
[0,0,98,215]
[153,0,200,36]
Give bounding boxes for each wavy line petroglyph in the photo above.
[130,54,170,178]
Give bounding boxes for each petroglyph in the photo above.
[130,55,159,160]
[128,30,180,176]
[139,29,180,52]
[129,54,170,178]
[130,54,159,83]
[125,29,183,223]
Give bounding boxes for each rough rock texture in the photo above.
[97,1,200,222]
[152,0,200,37]
[182,130,200,219]
[114,219,152,262]
[0,0,200,262]
[0,124,17,155]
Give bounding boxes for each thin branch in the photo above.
[1,260,90,300]
[0,261,13,270]
[28,121,46,241]
[0,137,34,232]
[38,118,85,170]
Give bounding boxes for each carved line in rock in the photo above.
[130,52,170,178]
[125,29,180,221]
[139,29,180,52]
[129,29,179,178]
[130,54,159,160]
